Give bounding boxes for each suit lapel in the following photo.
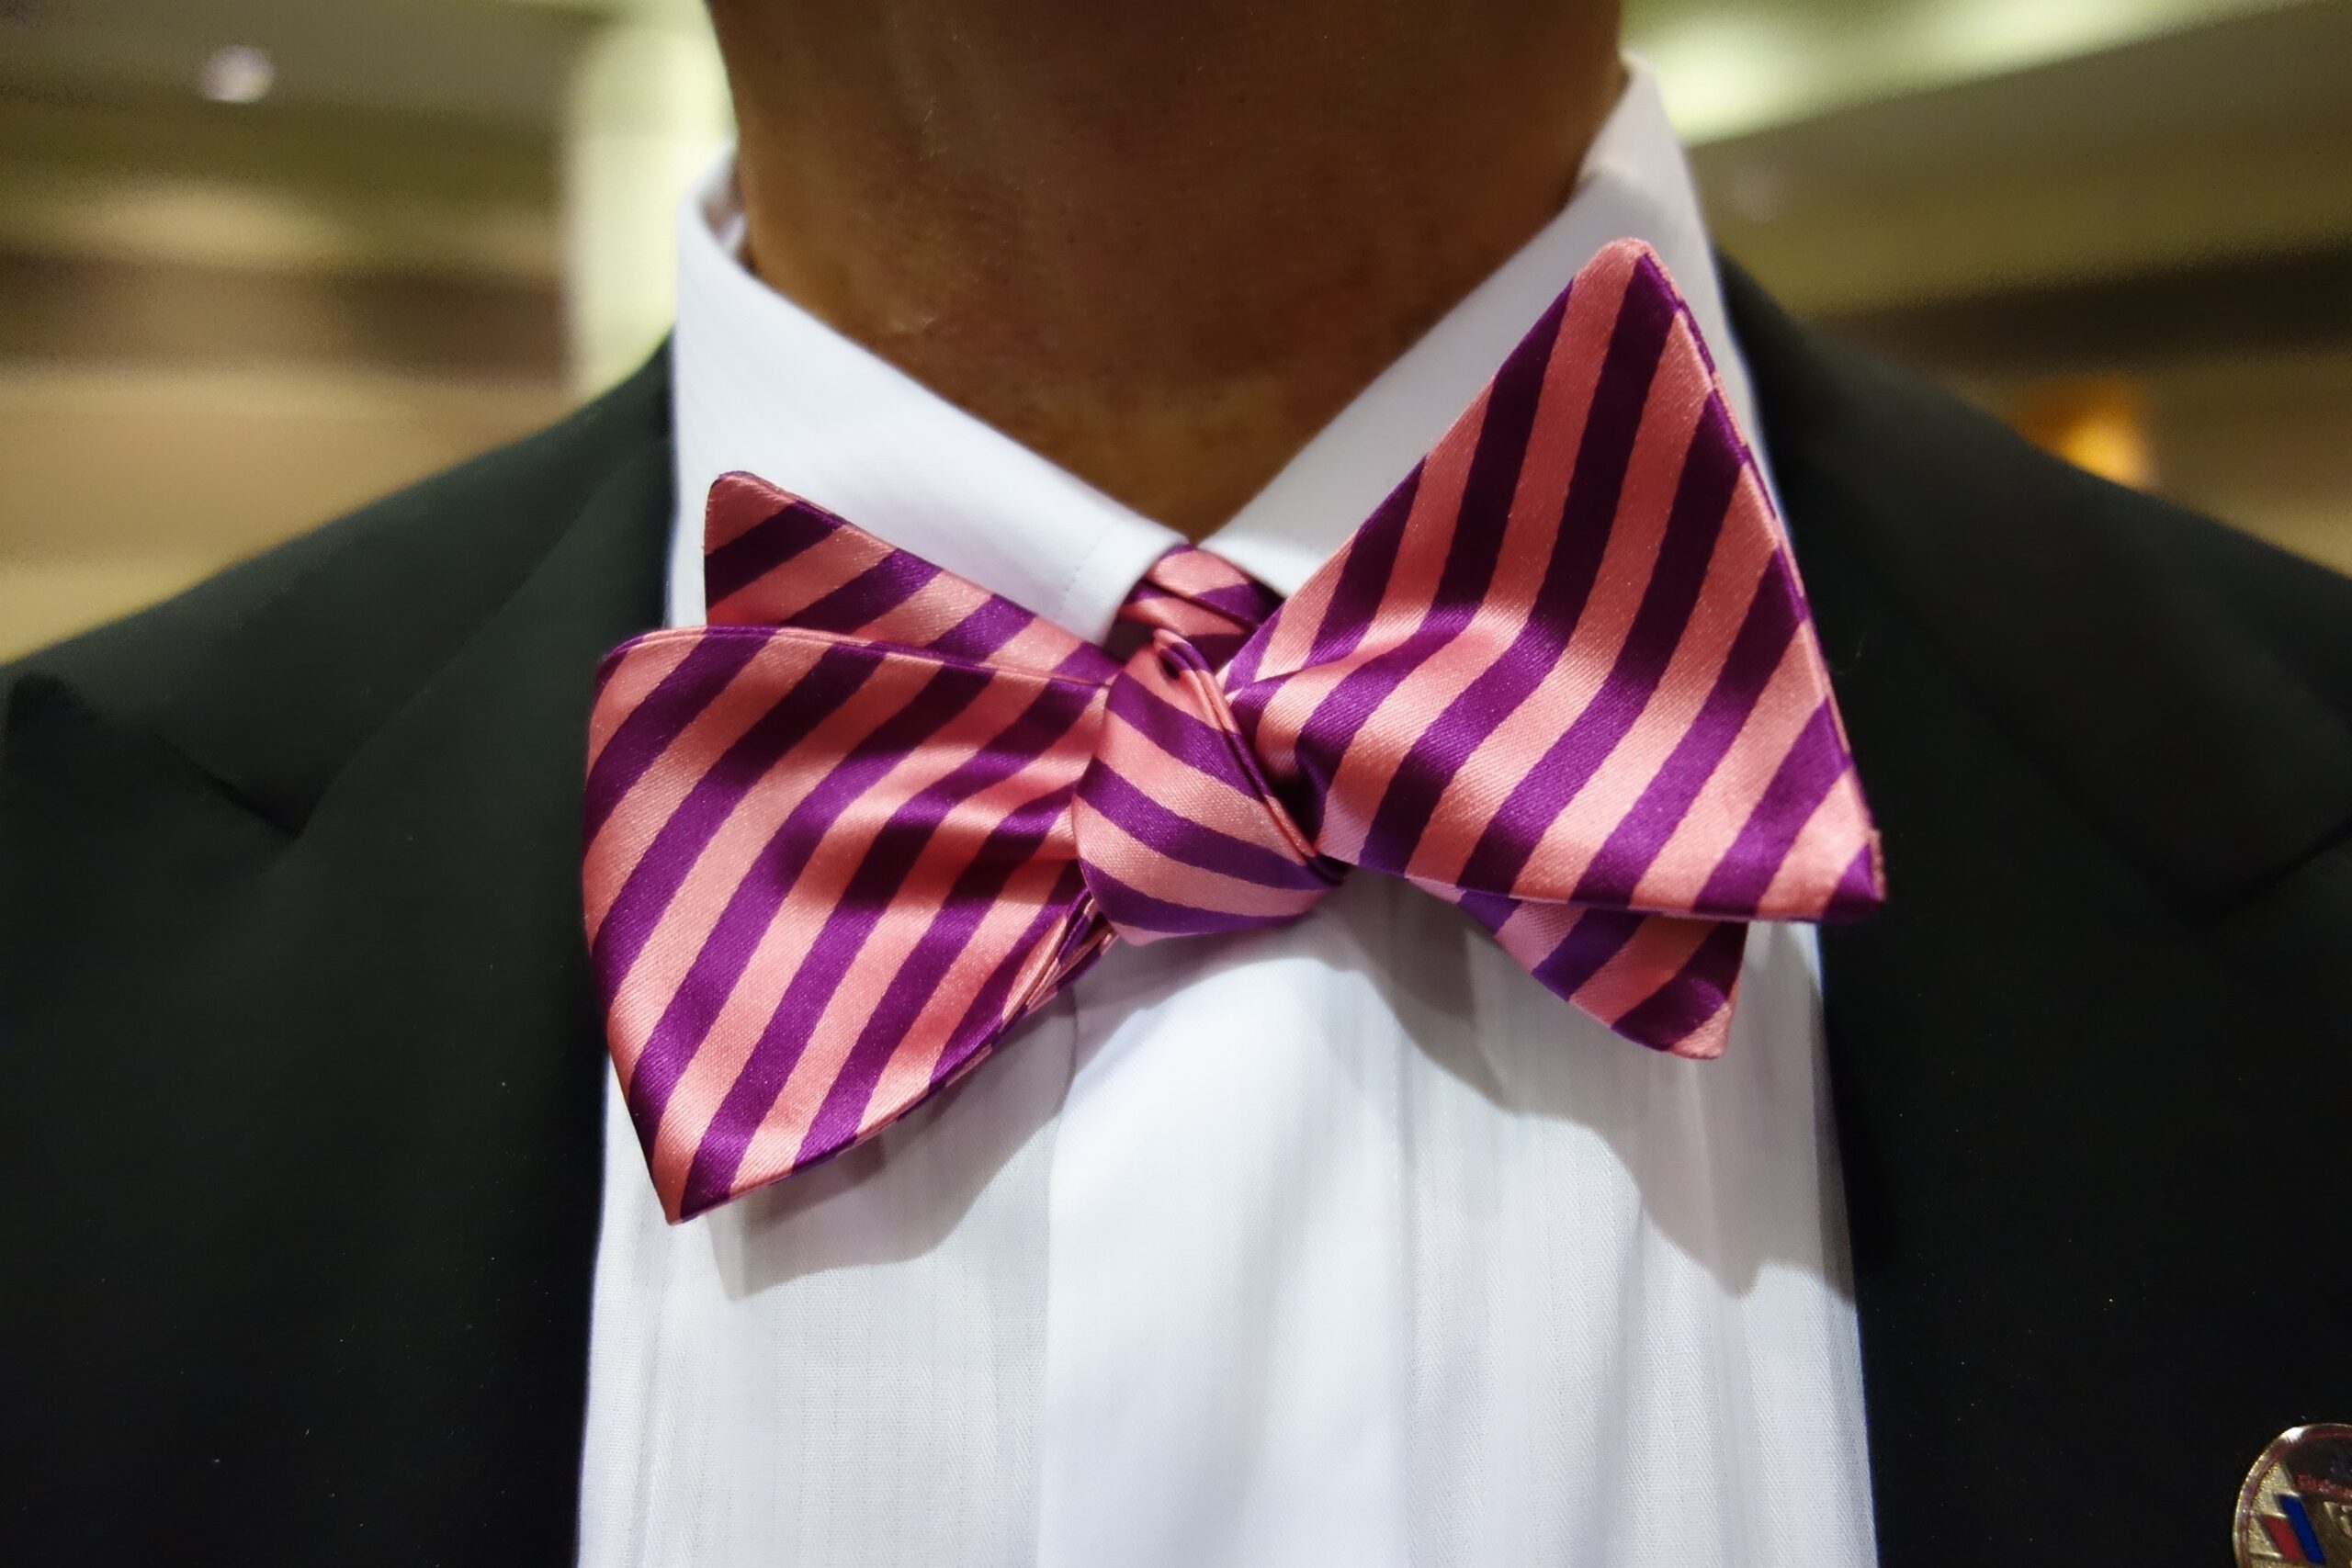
[2,355,673,1563]
[1723,262,2352,1562]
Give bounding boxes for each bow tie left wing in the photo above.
[586,479,1119,1220]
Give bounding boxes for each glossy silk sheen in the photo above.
[584,241,1883,1222]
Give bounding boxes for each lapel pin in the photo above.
[2238,1424,2352,1565]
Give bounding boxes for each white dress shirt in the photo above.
[578,60,1877,1568]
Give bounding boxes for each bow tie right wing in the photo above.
[1218,240,1883,1057]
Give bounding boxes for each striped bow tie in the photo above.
[586,240,1883,1221]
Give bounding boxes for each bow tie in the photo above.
[586,240,1883,1222]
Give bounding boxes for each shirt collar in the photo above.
[668,56,1755,636]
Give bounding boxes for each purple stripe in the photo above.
[1822,842,1883,922]
[925,594,1035,663]
[1055,640,1123,683]
[1610,921,1746,1049]
[584,634,764,840]
[1182,631,1253,673]
[1453,886,1515,934]
[1453,392,1744,897]
[673,867,1088,1217]
[1230,466,1421,694]
[1126,556,1276,636]
[672,863,1108,1215]
[1305,468,1419,667]
[704,500,833,609]
[1194,577,1283,626]
[787,552,942,636]
[672,678,1103,1206]
[791,784,1088,1165]
[1691,701,1850,917]
[1351,275,1677,876]
[932,859,1096,1091]
[1121,583,1180,616]
[1531,907,1643,999]
[594,641,885,1004]
[1106,663,1259,787]
[1568,556,1804,906]
[1083,863,1315,938]
[1246,291,1572,843]
[616,659,1004,1134]
[1076,765,1332,892]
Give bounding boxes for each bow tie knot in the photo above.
[1073,628,1341,947]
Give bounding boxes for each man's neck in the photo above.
[709,0,1624,539]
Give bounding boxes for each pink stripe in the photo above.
[1240,390,1486,749]
[1657,995,1734,1060]
[703,472,792,550]
[1125,594,1254,645]
[586,632,699,773]
[1396,318,1711,889]
[854,857,1089,1136]
[1091,702,1316,863]
[1570,913,1715,1025]
[708,520,896,626]
[1753,766,1874,918]
[991,615,1094,675]
[1499,458,1778,902]
[1487,897,1583,976]
[1624,625,1818,912]
[849,567,1005,651]
[1312,264,1639,866]
[598,652,948,1085]
[1069,802,1324,931]
[730,739,1102,1179]
[584,635,855,938]
[1148,546,1259,601]
[1247,534,1355,685]
[641,668,1075,1198]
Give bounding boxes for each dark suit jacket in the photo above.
[5,265,2347,1564]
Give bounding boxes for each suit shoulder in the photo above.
[1901,347,2352,713]
[1724,258,2352,900]
[4,354,672,730]
[1725,265,2352,715]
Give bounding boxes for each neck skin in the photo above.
[708,1,1625,539]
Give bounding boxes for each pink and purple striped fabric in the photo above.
[585,240,1883,1222]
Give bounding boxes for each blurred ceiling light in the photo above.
[1643,12,1809,144]
[1913,0,2298,81]
[2014,378,2156,491]
[1635,0,2301,143]
[199,45,275,106]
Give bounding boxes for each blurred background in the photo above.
[3,0,2347,658]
